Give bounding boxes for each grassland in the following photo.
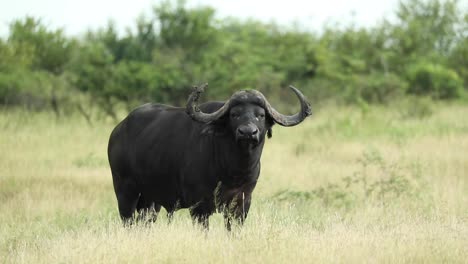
[1,100,467,263]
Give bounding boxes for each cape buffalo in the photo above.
[108,84,311,230]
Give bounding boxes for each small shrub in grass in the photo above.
[343,73,408,104]
[399,96,434,119]
[273,149,428,209]
[406,62,464,99]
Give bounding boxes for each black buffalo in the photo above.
[108,84,311,230]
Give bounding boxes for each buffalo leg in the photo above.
[116,191,139,225]
[223,192,252,231]
[189,204,212,230]
[113,176,141,225]
[136,196,161,223]
[167,211,174,224]
[163,203,178,224]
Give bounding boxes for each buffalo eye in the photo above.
[231,112,240,119]
[256,113,265,120]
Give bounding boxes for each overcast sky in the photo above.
[0,0,401,37]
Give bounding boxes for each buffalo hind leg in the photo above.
[136,196,161,224]
[116,188,140,225]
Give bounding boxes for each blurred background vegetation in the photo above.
[0,0,466,121]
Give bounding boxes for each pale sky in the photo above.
[0,0,400,37]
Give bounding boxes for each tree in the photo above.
[8,17,72,74]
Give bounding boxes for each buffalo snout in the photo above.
[236,123,259,141]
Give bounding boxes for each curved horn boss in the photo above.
[186,84,312,125]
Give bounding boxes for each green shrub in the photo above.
[344,73,408,104]
[0,69,50,108]
[399,96,434,119]
[406,63,464,99]
[273,149,427,210]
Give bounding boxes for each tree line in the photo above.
[0,0,466,121]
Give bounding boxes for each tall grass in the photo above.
[1,101,467,263]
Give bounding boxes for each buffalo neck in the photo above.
[214,136,265,183]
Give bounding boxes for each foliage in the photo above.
[0,17,74,116]
[0,0,466,120]
[7,17,72,74]
[344,73,408,104]
[406,62,464,99]
[398,96,434,119]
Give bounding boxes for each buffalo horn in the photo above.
[186,83,231,123]
[262,85,312,126]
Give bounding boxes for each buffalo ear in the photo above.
[266,115,274,138]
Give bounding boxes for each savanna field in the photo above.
[1,99,467,263]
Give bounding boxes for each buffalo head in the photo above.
[186,84,312,149]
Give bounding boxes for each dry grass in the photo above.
[1,101,467,263]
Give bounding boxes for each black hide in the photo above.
[108,101,273,230]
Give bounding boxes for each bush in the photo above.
[273,149,426,210]
[0,69,50,109]
[399,96,434,119]
[344,73,408,104]
[406,63,464,99]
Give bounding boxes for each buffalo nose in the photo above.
[238,126,258,136]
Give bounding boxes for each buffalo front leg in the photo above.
[189,202,212,230]
[223,192,252,231]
